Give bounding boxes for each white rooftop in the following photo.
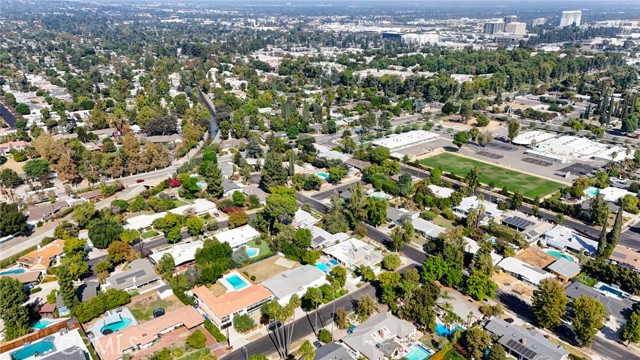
[150,240,204,266]
[323,238,384,269]
[372,130,439,151]
[428,184,456,198]
[497,257,554,285]
[213,225,260,249]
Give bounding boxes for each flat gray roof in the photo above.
[261,265,325,300]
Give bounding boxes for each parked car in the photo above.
[313,341,322,348]
[504,318,514,324]
[136,179,145,183]
[153,308,165,318]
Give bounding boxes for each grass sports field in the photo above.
[419,153,565,198]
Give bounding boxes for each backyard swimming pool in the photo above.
[545,250,574,262]
[435,323,463,337]
[317,172,329,180]
[0,268,25,275]
[11,337,56,360]
[369,192,391,200]
[245,247,260,258]
[224,273,250,291]
[584,187,599,196]
[598,284,627,298]
[32,319,54,330]
[405,344,432,360]
[100,316,133,335]
[315,262,329,272]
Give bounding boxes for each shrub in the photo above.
[74,289,131,323]
[318,328,332,343]
[382,254,401,271]
[171,348,183,357]
[186,329,206,349]
[29,287,42,294]
[233,314,255,333]
[204,320,227,342]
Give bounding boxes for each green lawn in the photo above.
[130,298,175,321]
[420,153,565,198]
[141,230,159,239]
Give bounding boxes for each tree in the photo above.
[442,101,459,115]
[356,295,376,320]
[107,241,136,265]
[590,191,609,226]
[72,202,96,229]
[0,202,27,236]
[23,158,50,183]
[229,210,249,228]
[0,277,29,340]
[120,229,140,244]
[532,278,568,328]
[0,169,21,187]
[459,102,473,123]
[608,207,623,252]
[365,197,387,226]
[15,103,30,115]
[346,182,367,227]
[261,151,288,190]
[327,166,347,184]
[186,329,206,349]
[336,307,350,329]
[453,131,469,149]
[572,295,607,346]
[463,327,491,360]
[510,191,523,209]
[299,340,315,360]
[232,191,246,207]
[507,120,520,142]
[465,272,497,301]
[185,217,205,236]
[318,328,332,343]
[88,218,124,249]
[621,311,640,346]
[430,167,442,185]
[382,253,401,271]
[488,343,507,360]
[360,111,377,132]
[398,173,412,197]
[370,147,390,164]
[357,265,376,282]
[57,265,79,310]
[145,114,177,135]
[202,162,223,198]
[233,314,256,333]
[597,220,608,258]
[4,93,16,108]
[465,167,480,194]
[476,113,490,127]
[157,254,175,279]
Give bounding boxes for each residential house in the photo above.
[192,283,272,329]
[485,318,569,360]
[293,209,321,228]
[609,245,640,272]
[545,258,581,283]
[323,238,384,270]
[94,307,204,360]
[149,241,204,267]
[565,282,634,322]
[41,347,88,360]
[125,199,217,230]
[309,225,350,249]
[345,158,371,171]
[77,281,100,302]
[315,343,354,360]
[411,218,445,239]
[214,225,260,249]
[26,201,71,226]
[242,185,268,205]
[427,184,455,199]
[453,196,503,225]
[0,140,29,155]
[541,226,598,256]
[222,179,245,198]
[102,259,160,291]
[496,257,554,286]
[3,271,42,287]
[18,239,65,270]
[501,211,554,243]
[262,265,329,305]
[387,207,420,226]
[341,312,416,360]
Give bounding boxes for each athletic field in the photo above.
[419,153,565,198]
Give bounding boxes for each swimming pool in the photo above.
[316,262,330,273]
[545,250,574,262]
[100,317,133,335]
[32,319,54,330]
[435,323,463,337]
[224,273,250,291]
[328,259,339,266]
[598,284,626,298]
[246,247,260,258]
[584,187,599,196]
[317,172,329,180]
[405,344,432,360]
[11,337,56,360]
[369,192,391,200]
[0,268,25,275]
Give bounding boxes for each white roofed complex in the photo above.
[371,130,439,152]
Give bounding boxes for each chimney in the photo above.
[520,338,526,345]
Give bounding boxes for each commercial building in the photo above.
[504,15,517,23]
[560,10,582,27]
[483,21,505,35]
[149,240,204,266]
[102,259,160,291]
[371,130,439,152]
[522,134,630,163]
[262,265,328,305]
[485,318,569,360]
[496,257,554,286]
[323,238,384,270]
[505,22,527,35]
[18,239,65,270]
[213,225,260,249]
[93,307,204,360]
[342,312,416,360]
[192,282,272,328]
[532,18,547,27]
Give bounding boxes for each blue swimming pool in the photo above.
[599,284,625,298]
[317,172,329,180]
[435,323,463,337]
[32,319,54,330]
[585,187,598,196]
[545,250,574,262]
[11,337,56,360]
[225,274,250,290]
[100,317,133,335]
[328,259,339,266]
[316,262,329,272]
[405,344,432,360]
[246,247,260,258]
[0,268,25,275]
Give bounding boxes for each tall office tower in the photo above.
[532,18,546,27]
[504,15,517,23]
[483,21,505,34]
[559,10,582,27]
[505,22,527,35]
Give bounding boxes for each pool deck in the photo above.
[219,270,252,292]
[0,329,89,360]
[86,307,138,341]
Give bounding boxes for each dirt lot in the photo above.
[0,157,25,174]
[515,246,556,269]
[240,255,298,283]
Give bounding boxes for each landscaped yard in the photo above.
[246,239,271,258]
[172,199,194,207]
[142,230,159,239]
[432,215,455,230]
[129,296,183,321]
[419,153,565,198]
[240,255,298,283]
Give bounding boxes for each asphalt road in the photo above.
[223,284,376,360]
[0,102,18,128]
